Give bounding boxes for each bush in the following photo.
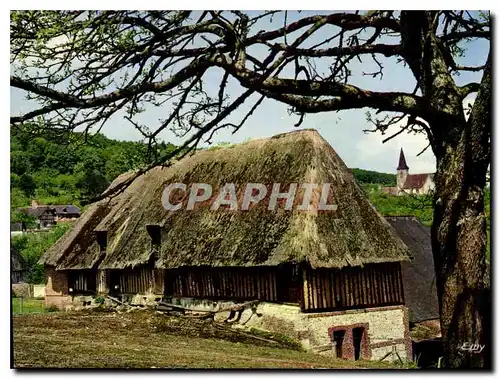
[94,296,105,304]
[46,304,59,312]
[11,222,73,284]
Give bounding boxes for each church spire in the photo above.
[397,148,409,171]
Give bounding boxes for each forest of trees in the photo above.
[351,168,396,186]
[10,129,176,283]
[10,128,177,218]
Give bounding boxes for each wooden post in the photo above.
[302,269,309,310]
[97,269,109,294]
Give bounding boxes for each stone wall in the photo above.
[44,266,72,308]
[169,297,410,361]
[33,284,45,298]
[12,283,33,298]
[304,305,411,360]
[12,284,46,299]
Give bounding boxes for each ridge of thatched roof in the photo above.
[42,129,410,271]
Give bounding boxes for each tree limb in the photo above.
[271,43,401,58]
[459,82,481,97]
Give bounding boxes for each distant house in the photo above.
[17,200,80,228]
[382,149,435,196]
[11,246,28,284]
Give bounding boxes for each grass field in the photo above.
[12,310,405,369]
[11,298,47,314]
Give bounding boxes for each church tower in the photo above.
[397,148,409,189]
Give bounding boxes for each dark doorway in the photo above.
[109,270,121,296]
[413,338,444,368]
[353,327,365,360]
[333,330,346,358]
[276,264,300,303]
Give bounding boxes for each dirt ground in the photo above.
[12,310,402,369]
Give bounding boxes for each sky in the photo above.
[10,11,490,175]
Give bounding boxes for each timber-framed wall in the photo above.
[164,265,300,303]
[45,261,405,314]
[301,262,405,312]
[163,262,405,313]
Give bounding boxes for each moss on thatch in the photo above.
[38,171,135,268]
[42,129,410,271]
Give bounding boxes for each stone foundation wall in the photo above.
[172,297,411,362]
[121,293,162,305]
[304,305,411,360]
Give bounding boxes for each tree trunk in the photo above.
[431,55,491,368]
[432,152,490,368]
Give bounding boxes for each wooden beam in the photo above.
[302,269,309,310]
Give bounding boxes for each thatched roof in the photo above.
[11,246,28,272]
[385,216,439,323]
[41,129,410,271]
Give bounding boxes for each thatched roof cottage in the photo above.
[41,129,414,361]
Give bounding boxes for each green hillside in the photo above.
[11,128,177,214]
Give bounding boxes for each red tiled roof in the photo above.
[403,174,433,189]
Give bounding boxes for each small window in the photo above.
[146,225,161,246]
[96,231,107,251]
[333,330,346,359]
[146,225,161,259]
